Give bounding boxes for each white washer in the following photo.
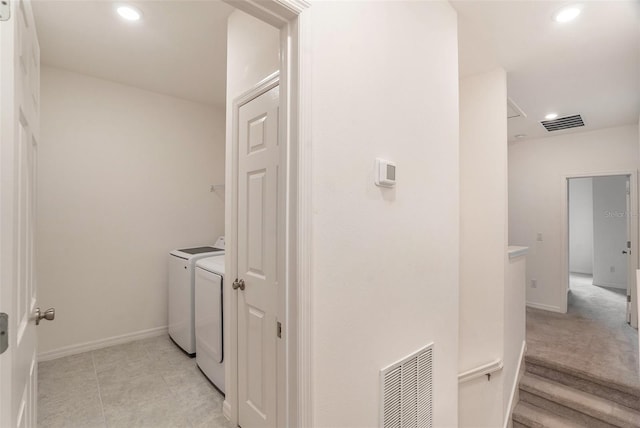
[168,236,225,355]
[195,255,225,393]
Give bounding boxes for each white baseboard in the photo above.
[592,281,626,290]
[569,270,593,276]
[503,340,526,428]
[38,326,168,362]
[223,400,232,421]
[526,302,564,313]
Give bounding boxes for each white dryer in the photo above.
[168,236,225,355]
[195,255,225,393]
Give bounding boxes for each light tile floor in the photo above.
[38,335,234,428]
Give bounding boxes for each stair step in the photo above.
[525,355,640,411]
[520,373,640,428]
[512,402,585,428]
[519,390,616,428]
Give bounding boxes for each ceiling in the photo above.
[32,1,640,134]
[32,1,234,108]
[452,0,640,142]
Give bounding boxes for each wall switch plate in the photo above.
[536,233,543,242]
[531,279,537,288]
[375,158,396,188]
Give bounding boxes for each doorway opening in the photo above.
[561,172,640,380]
[567,175,633,323]
[1,1,308,427]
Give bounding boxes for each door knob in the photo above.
[232,278,245,291]
[35,307,55,325]
[623,250,629,254]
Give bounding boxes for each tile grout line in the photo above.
[91,351,108,428]
[149,341,198,428]
[38,337,220,428]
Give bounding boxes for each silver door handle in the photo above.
[232,278,245,291]
[35,307,55,325]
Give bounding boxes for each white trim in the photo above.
[636,270,640,374]
[569,270,593,275]
[37,326,167,362]
[503,341,526,428]
[222,401,232,421]
[458,359,503,383]
[592,281,627,290]
[560,170,638,319]
[508,246,529,259]
[526,302,564,313]
[295,8,313,428]
[225,0,308,26]
[632,174,639,328]
[234,72,280,106]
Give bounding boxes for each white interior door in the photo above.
[0,0,40,426]
[625,176,638,328]
[236,83,280,428]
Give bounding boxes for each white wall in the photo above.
[37,66,225,355]
[308,2,460,426]
[569,178,593,275]
[592,175,628,289]
[509,125,639,311]
[225,10,280,108]
[503,250,527,424]
[458,68,508,428]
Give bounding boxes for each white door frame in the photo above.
[561,170,639,326]
[222,1,312,427]
[0,12,16,427]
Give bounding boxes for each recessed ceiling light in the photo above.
[554,5,581,23]
[545,113,558,120]
[117,5,141,21]
[515,134,527,139]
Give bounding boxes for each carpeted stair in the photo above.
[512,355,640,427]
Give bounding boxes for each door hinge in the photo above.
[628,295,632,303]
[0,1,10,22]
[277,321,282,339]
[0,313,8,355]
[627,241,632,249]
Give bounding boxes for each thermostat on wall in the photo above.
[375,158,396,188]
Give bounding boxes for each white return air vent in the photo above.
[540,114,585,132]
[380,344,433,428]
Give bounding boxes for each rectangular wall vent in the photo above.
[380,344,433,428]
[540,114,584,132]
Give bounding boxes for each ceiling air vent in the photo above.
[540,114,584,132]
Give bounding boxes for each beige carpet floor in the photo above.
[526,274,639,391]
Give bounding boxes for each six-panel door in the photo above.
[237,85,280,428]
